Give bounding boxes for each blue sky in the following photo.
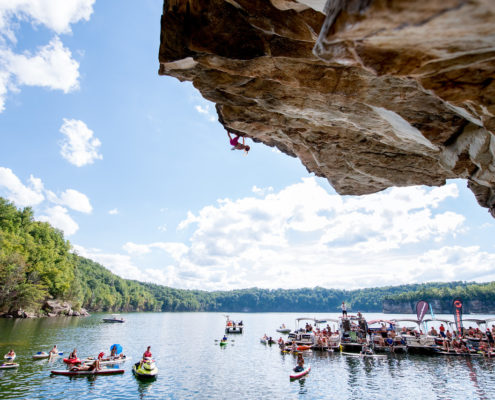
[0,0,494,290]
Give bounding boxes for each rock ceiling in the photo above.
[158,0,495,217]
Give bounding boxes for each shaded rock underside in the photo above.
[159,0,495,216]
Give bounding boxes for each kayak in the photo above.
[0,363,19,369]
[276,328,291,334]
[63,358,82,364]
[297,345,312,351]
[33,351,63,359]
[341,352,387,359]
[132,361,158,379]
[290,365,311,380]
[51,369,125,376]
[219,341,227,346]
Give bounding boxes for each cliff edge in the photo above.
[159,0,495,216]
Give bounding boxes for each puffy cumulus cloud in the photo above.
[0,0,94,111]
[46,188,92,213]
[0,166,93,237]
[38,205,78,235]
[0,0,94,36]
[59,118,102,166]
[0,167,44,206]
[1,37,79,93]
[115,178,483,291]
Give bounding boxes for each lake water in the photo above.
[0,312,494,399]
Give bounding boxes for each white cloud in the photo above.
[59,118,102,166]
[157,224,167,232]
[194,103,216,122]
[2,37,79,92]
[0,0,94,111]
[109,208,119,215]
[123,241,188,261]
[72,244,147,282]
[47,188,92,213]
[0,167,44,206]
[38,205,78,235]
[0,0,95,36]
[108,178,490,291]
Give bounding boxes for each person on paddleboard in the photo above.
[5,349,15,359]
[49,345,58,356]
[294,353,304,372]
[71,354,101,372]
[227,131,250,155]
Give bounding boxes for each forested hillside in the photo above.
[1,198,494,315]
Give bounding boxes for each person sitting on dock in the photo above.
[294,353,305,372]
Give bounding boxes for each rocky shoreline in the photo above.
[0,300,90,319]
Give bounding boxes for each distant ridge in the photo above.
[1,197,493,316]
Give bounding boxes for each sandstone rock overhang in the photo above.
[158,0,495,217]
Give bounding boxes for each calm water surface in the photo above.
[0,312,494,399]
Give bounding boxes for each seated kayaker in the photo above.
[222,336,227,342]
[5,349,15,359]
[294,353,304,372]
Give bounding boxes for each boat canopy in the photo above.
[462,319,487,325]
[315,318,339,324]
[367,319,395,325]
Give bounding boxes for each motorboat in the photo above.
[340,315,369,353]
[225,315,244,334]
[102,314,125,323]
[276,324,291,334]
[393,318,441,355]
[368,319,407,353]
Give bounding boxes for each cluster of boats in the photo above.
[272,315,495,357]
[1,343,158,379]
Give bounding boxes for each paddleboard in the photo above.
[0,363,19,369]
[33,351,63,359]
[81,356,131,365]
[341,352,387,358]
[290,365,311,380]
[51,369,125,376]
[437,351,481,356]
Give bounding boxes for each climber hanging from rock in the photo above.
[227,131,250,155]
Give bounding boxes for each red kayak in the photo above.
[51,369,125,376]
[290,365,311,380]
[63,358,82,364]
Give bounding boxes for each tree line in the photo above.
[1,197,494,314]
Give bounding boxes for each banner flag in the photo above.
[416,300,429,323]
[453,298,464,335]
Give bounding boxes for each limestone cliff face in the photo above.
[383,299,495,314]
[159,0,495,216]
